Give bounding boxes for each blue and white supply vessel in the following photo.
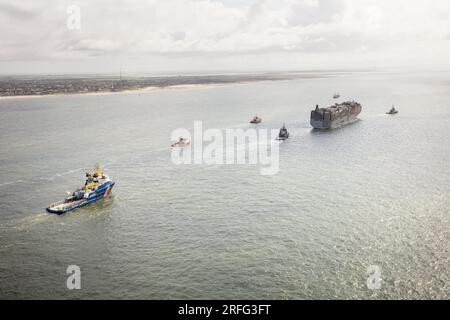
[46,165,114,214]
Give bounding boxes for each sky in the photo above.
[0,0,449,74]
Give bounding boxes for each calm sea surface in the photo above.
[0,72,449,299]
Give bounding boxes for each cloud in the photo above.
[0,0,449,72]
[0,2,40,20]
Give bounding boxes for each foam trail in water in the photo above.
[13,212,58,231]
[0,180,23,188]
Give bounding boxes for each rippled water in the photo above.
[0,72,449,299]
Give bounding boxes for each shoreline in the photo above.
[0,75,323,100]
[0,83,231,100]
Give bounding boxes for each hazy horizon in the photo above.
[0,68,378,77]
[3,68,450,79]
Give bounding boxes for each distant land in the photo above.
[0,73,331,98]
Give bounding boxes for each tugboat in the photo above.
[46,165,114,214]
[276,124,289,141]
[386,105,398,115]
[250,116,262,124]
[171,137,191,147]
[333,93,341,99]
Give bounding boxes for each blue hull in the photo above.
[46,181,115,215]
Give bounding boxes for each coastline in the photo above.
[0,83,230,100]
[0,74,322,100]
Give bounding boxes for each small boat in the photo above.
[171,137,191,147]
[276,124,289,140]
[333,93,341,99]
[386,106,398,114]
[46,165,114,214]
[250,116,262,124]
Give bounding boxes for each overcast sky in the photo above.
[1,0,449,74]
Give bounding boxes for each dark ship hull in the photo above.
[310,101,362,129]
[46,180,114,214]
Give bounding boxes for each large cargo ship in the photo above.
[310,101,362,129]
